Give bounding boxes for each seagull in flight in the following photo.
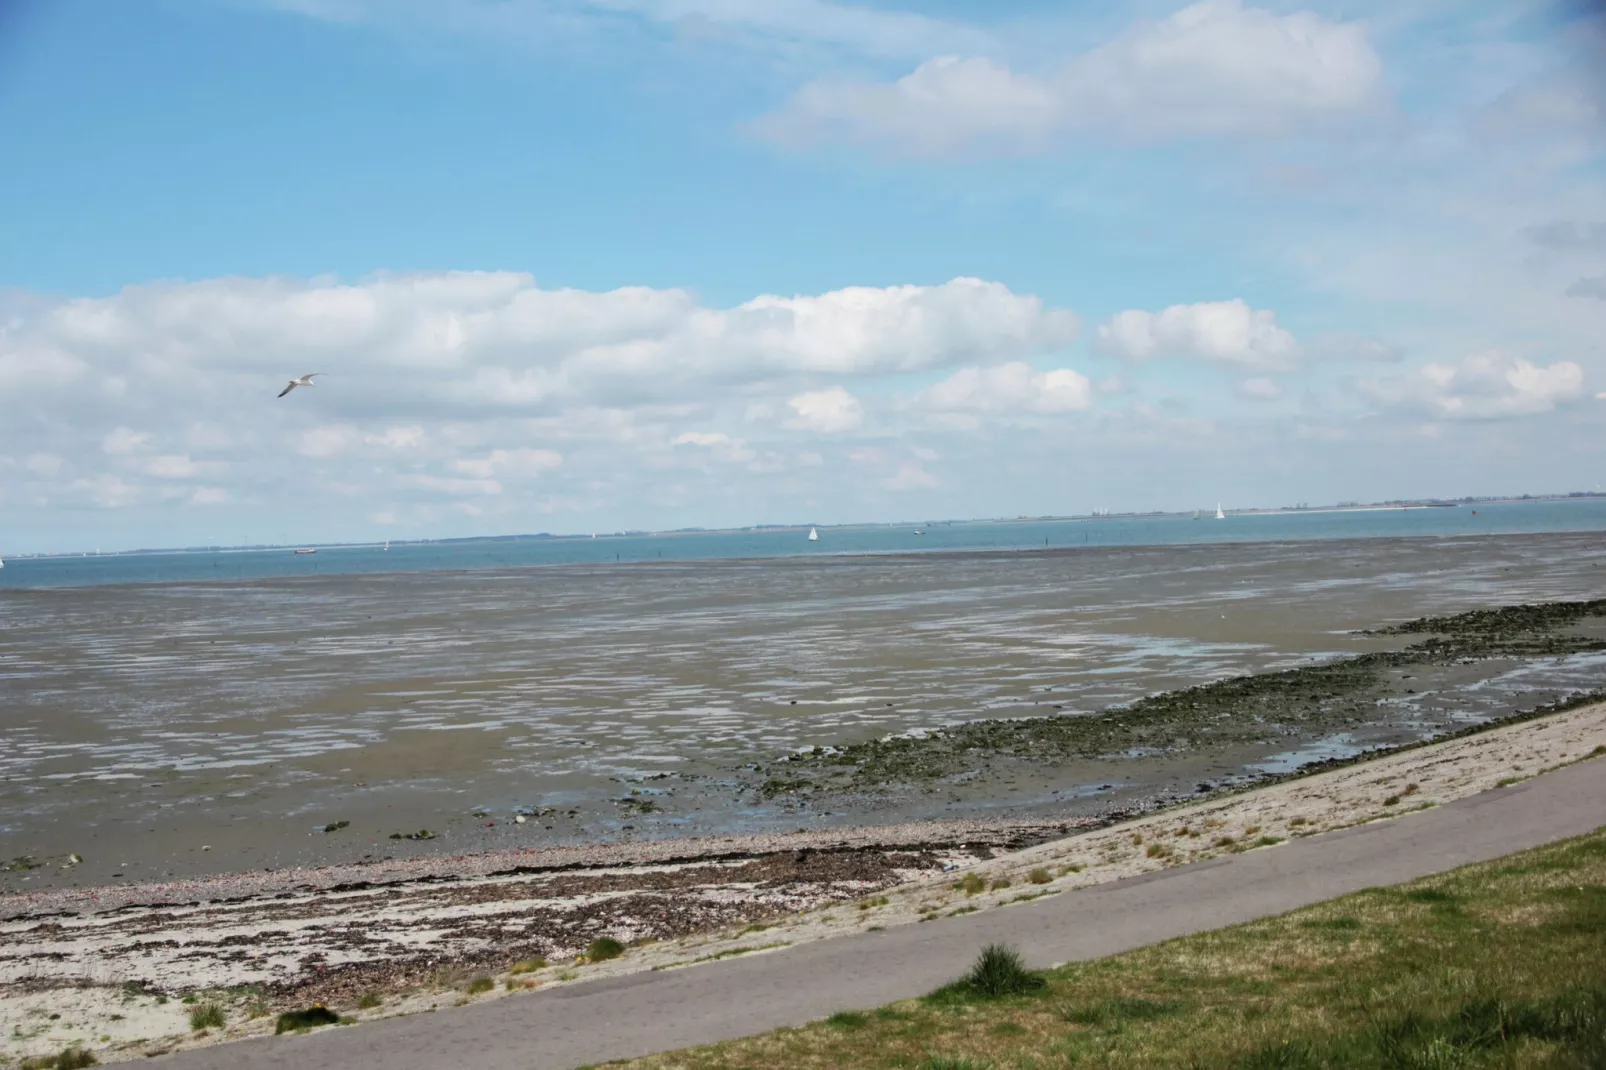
[277,373,322,398]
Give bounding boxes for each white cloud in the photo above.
[1095,299,1298,370]
[1361,351,1585,419]
[922,361,1092,415]
[1238,377,1282,400]
[449,447,563,479]
[12,273,1072,421]
[786,386,864,432]
[757,0,1384,156]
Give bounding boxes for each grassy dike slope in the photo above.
[609,827,1606,1070]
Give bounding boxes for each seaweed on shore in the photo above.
[768,599,1606,790]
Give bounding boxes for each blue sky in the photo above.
[1,0,1603,551]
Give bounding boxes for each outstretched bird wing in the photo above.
[277,382,296,398]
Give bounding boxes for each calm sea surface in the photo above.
[5,498,1606,589]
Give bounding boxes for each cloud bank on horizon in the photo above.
[0,0,1602,550]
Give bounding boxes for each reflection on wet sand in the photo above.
[2,531,1604,890]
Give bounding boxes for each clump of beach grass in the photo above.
[356,992,382,1010]
[188,1001,225,1031]
[464,976,494,995]
[924,944,1046,1006]
[274,1006,340,1034]
[586,936,625,963]
[508,957,547,974]
[955,872,986,896]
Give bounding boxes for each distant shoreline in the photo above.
[7,492,1604,561]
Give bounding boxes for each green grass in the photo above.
[955,872,986,896]
[464,976,494,995]
[586,936,626,963]
[188,1001,226,1031]
[923,944,1047,1006]
[508,957,547,974]
[356,991,383,1009]
[274,1006,341,1034]
[614,827,1606,1070]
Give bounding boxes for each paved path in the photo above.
[159,758,1605,1070]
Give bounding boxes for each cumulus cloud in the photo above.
[786,386,864,432]
[1095,299,1298,370]
[10,271,1073,414]
[757,0,1384,156]
[0,270,1078,517]
[1361,351,1585,420]
[922,361,1092,415]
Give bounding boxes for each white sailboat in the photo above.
[807,526,819,542]
[1215,503,1226,519]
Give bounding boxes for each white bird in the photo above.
[277,373,322,398]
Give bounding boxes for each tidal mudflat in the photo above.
[3,531,1606,893]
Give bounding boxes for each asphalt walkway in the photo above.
[158,757,1605,1069]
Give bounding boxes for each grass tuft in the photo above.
[825,1011,869,1030]
[1027,867,1051,885]
[357,991,382,1009]
[274,1006,340,1034]
[465,976,494,995]
[586,936,626,963]
[955,872,986,896]
[188,1001,225,1031]
[933,943,1046,1002]
[509,957,547,974]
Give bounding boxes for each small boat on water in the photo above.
[294,548,317,555]
[913,529,925,535]
[807,526,819,542]
[1215,503,1226,519]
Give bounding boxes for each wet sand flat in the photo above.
[3,531,1606,892]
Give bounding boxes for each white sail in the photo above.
[807,526,819,541]
[1215,503,1226,519]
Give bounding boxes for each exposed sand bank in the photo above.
[4,701,1603,1067]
